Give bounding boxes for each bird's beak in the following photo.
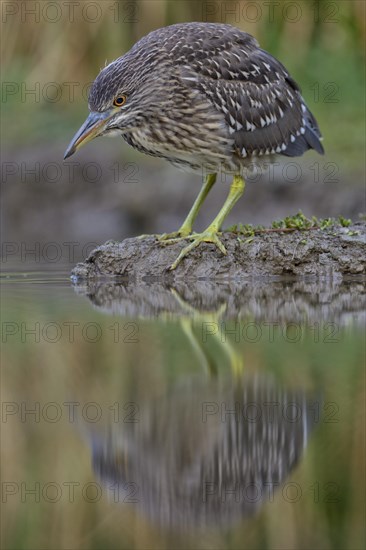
[64,110,114,159]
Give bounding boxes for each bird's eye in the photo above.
[113,95,127,107]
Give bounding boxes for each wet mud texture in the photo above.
[71,222,365,281]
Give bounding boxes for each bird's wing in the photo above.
[174,30,323,157]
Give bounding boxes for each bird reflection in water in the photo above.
[85,293,319,531]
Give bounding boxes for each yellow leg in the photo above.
[169,174,246,270]
[159,173,217,241]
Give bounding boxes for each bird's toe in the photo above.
[158,231,191,245]
[168,231,227,270]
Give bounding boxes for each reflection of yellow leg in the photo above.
[212,331,244,377]
[180,319,216,375]
[159,173,217,241]
[170,288,244,377]
[169,174,246,270]
[182,320,244,377]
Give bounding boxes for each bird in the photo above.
[64,22,324,270]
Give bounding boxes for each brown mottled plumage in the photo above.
[86,22,323,172]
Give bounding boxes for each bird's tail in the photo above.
[284,104,324,157]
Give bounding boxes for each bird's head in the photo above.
[64,53,153,159]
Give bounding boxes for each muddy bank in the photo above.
[71,221,365,281]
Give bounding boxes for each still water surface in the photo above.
[1,271,365,550]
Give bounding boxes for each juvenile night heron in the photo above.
[64,22,324,269]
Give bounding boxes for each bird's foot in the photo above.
[137,227,192,242]
[137,233,164,240]
[158,228,192,242]
[168,230,226,271]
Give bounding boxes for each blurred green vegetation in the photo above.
[2,0,365,173]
